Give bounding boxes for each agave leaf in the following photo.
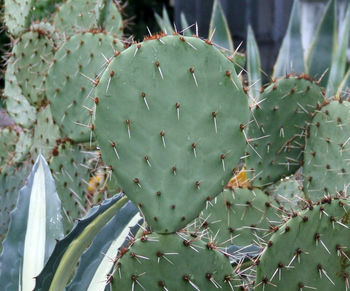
[326,4,350,98]
[154,6,174,34]
[306,0,337,86]
[162,5,173,32]
[67,201,142,291]
[0,154,63,291]
[246,25,262,101]
[34,193,128,291]
[209,0,234,52]
[180,12,192,36]
[336,66,350,99]
[273,0,304,77]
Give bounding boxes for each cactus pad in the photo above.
[104,2,123,35]
[54,0,98,35]
[46,32,122,142]
[11,30,56,105]
[4,0,32,36]
[246,76,324,187]
[94,35,249,233]
[303,100,350,200]
[195,188,282,247]
[112,232,235,290]
[30,105,60,160]
[49,141,92,233]
[256,197,350,290]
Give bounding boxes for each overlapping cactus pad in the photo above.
[4,0,32,36]
[195,188,282,247]
[94,35,249,233]
[46,32,122,142]
[246,76,324,187]
[112,232,236,290]
[54,0,99,35]
[256,197,350,290]
[304,100,350,200]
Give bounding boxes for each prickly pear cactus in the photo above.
[195,188,282,247]
[30,104,60,160]
[4,0,32,36]
[54,0,99,35]
[246,76,324,187]
[104,1,124,35]
[304,100,350,200]
[94,35,249,233]
[256,197,350,291]
[49,141,93,233]
[112,232,236,290]
[11,30,56,105]
[46,32,123,142]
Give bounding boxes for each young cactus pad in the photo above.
[303,100,350,200]
[46,32,123,142]
[255,197,350,290]
[94,35,249,233]
[111,232,236,290]
[245,76,324,187]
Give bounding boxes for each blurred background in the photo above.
[1,0,349,86]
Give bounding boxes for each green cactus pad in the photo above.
[303,100,350,200]
[255,197,350,291]
[49,141,92,233]
[46,32,122,142]
[112,232,235,290]
[0,160,32,251]
[246,76,324,187]
[11,30,56,105]
[195,188,282,247]
[30,105,60,160]
[4,58,36,128]
[94,35,249,233]
[104,1,123,35]
[54,0,99,35]
[4,0,32,36]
